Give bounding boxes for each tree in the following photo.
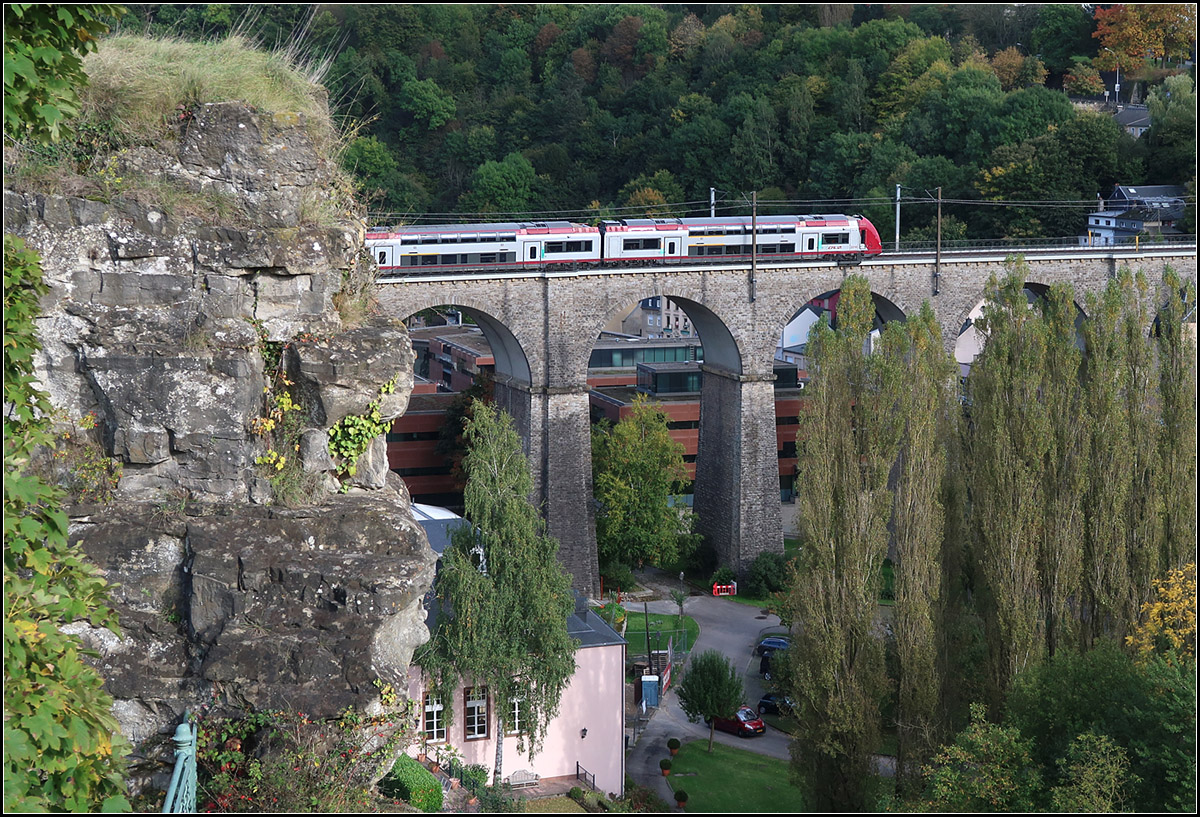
[592,395,697,571]
[5,6,131,810]
[1145,75,1196,193]
[1031,5,1099,75]
[919,703,1042,812]
[1037,284,1087,657]
[782,276,902,811]
[1126,563,1197,663]
[1049,731,1134,812]
[965,265,1051,706]
[1094,4,1198,67]
[3,4,123,144]
[886,303,955,791]
[4,237,131,812]
[1005,639,1196,812]
[456,152,536,216]
[676,650,744,753]
[417,400,578,786]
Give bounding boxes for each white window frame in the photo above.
[464,686,489,741]
[423,693,446,743]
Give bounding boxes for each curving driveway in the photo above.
[621,569,794,805]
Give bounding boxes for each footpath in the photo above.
[619,568,791,808]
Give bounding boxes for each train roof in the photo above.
[600,214,859,230]
[367,220,597,238]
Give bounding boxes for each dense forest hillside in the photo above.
[96,4,1200,237]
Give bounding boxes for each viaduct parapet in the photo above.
[375,247,1197,595]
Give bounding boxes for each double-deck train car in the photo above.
[368,214,882,274]
[367,220,601,274]
[602,214,884,264]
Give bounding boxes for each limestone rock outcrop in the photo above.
[4,101,435,750]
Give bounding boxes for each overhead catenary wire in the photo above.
[370,194,1196,226]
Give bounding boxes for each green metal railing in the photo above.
[162,715,197,813]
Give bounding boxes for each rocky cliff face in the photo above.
[4,102,436,749]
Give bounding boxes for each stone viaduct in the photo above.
[374,246,1196,595]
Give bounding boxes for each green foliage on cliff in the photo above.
[3,236,131,813]
[3,4,124,143]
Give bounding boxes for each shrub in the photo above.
[601,560,637,593]
[675,789,689,803]
[462,763,489,792]
[381,754,443,813]
[709,566,735,588]
[743,552,790,598]
[195,700,414,813]
[667,738,681,751]
[659,758,672,771]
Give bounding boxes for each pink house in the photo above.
[405,507,626,797]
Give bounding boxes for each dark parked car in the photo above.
[757,693,795,716]
[706,706,767,737]
[756,636,791,656]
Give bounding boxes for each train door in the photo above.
[521,240,541,267]
[374,244,394,270]
[803,233,818,257]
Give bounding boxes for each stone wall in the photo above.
[4,103,437,763]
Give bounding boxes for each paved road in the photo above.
[621,569,793,806]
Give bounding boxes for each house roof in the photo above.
[411,504,626,650]
[1113,106,1151,129]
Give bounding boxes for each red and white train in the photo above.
[366,214,883,275]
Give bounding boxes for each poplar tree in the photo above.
[1038,283,1087,656]
[1080,273,1136,646]
[966,266,1050,706]
[417,400,578,786]
[886,302,954,789]
[1154,267,1197,573]
[1118,271,1164,624]
[783,275,902,811]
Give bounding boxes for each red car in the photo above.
[706,706,767,737]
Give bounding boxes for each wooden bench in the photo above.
[505,769,540,789]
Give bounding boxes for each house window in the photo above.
[507,699,526,736]
[423,693,446,743]
[464,687,489,741]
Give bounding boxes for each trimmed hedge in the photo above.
[381,754,443,812]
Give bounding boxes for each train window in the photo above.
[546,242,564,253]
[441,255,458,264]
[420,236,438,244]
[668,241,676,255]
[401,237,418,245]
[479,254,497,264]
[806,237,816,251]
[420,255,439,265]
[529,246,538,260]
[822,232,850,245]
[761,245,778,254]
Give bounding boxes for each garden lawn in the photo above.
[623,612,700,656]
[666,738,803,812]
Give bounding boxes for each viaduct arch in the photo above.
[375,248,1196,596]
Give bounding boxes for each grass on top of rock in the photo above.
[6,33,359,226]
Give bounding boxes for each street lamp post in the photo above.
[1105,47,1121,104]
